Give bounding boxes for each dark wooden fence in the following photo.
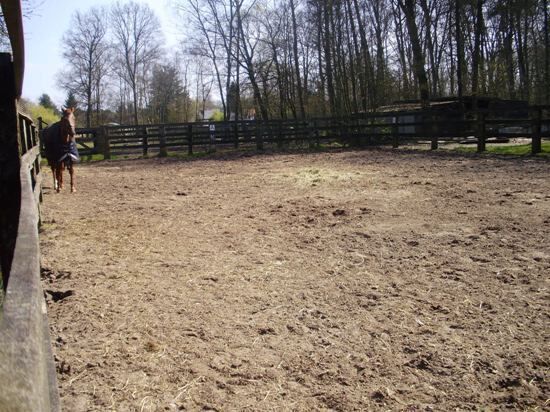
[60,107,549,160]
[0,1,60,410]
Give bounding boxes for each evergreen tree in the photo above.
[38,93,56,112]
[64,91,78,109]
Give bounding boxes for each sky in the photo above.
[22,0,181,106]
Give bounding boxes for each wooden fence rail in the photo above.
[0,25,59,412]
[61,107,549,159]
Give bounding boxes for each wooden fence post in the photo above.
[187,124,193,155]
[367,118,373,146]
[256,121,264,151]
[208,123,216,153]
[143,126,149,157]
[430,111,438,150]
[277,120,283,149]
[313,119,320,148]
[531,107,542,154]
[159,125,167,157]
[343,118,350,146]
[233,121,239,149]
[37,116,44,152]
[307,121,315,149]
[392,118,399,148]
[18,115,27,154]
[477,111,486,153]
[102,126,111,160]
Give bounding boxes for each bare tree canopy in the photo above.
[58,7,109,127]
[110,0,163,125]
[0,0,39,51]
[49,0,549,125]
[176,0,548,119]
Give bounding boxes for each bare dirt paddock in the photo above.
[40,149,549,411]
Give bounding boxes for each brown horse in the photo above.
[43,107,79,192]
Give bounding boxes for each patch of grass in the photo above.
[40,153,108,166]
[81,153,108,162]
[167,151,211,160]
[453,141,550,157]
[319,141,345,149]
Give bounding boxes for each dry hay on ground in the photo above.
[40,149,549,411]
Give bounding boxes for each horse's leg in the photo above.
[56,164,64,192]
[51,165,58,191]
[68,163,76,193]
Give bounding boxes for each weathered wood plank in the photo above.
[20,144,40,170]
[0,125,58,412]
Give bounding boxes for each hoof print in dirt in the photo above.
[41,268,72,282]
[57,360,71,375]
[371,390,386,403]
[55,335,67,347]
[332,209,347,216]
[144,341,160,352]
[405,356,432,371]
[45,289,74,302]
[258,326,276,335]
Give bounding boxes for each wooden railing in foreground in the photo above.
[69,107,549,159]
[0,52,60,411]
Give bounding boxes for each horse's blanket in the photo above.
[42,122,80,166]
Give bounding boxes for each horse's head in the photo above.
[60,107,76,143]
[62,106,75,119]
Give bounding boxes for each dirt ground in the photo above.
[40,148,549,411]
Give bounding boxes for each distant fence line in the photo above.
[38,106,550,160]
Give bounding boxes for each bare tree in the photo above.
[1,0,39,51]
[290,0,305,118]
[471,0,485,109]
[110,1,162,125]
[171,0,549,118]
[398,0,430,107]
[236,1,270,120]
[57,7,109,127]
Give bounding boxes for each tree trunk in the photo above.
[353,0,375,109]
[503,9,516,99]
[237,6,269,120]
[345,0,365,112]
[419,0,439,97]
[190,0,226,119]
[373,0,386,105]
[132,84,139,125]
[392,0,411,99]
[290,0,306,119]
[471,0,484,110]
[399,0,430,107]
[514,10,528,100]
[323,0,336,115]
[316,3,326,115]
[455,0,464,103]
[545,0,549,103]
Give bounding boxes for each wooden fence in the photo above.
[56,107,549,160]
[0,2,60,410]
